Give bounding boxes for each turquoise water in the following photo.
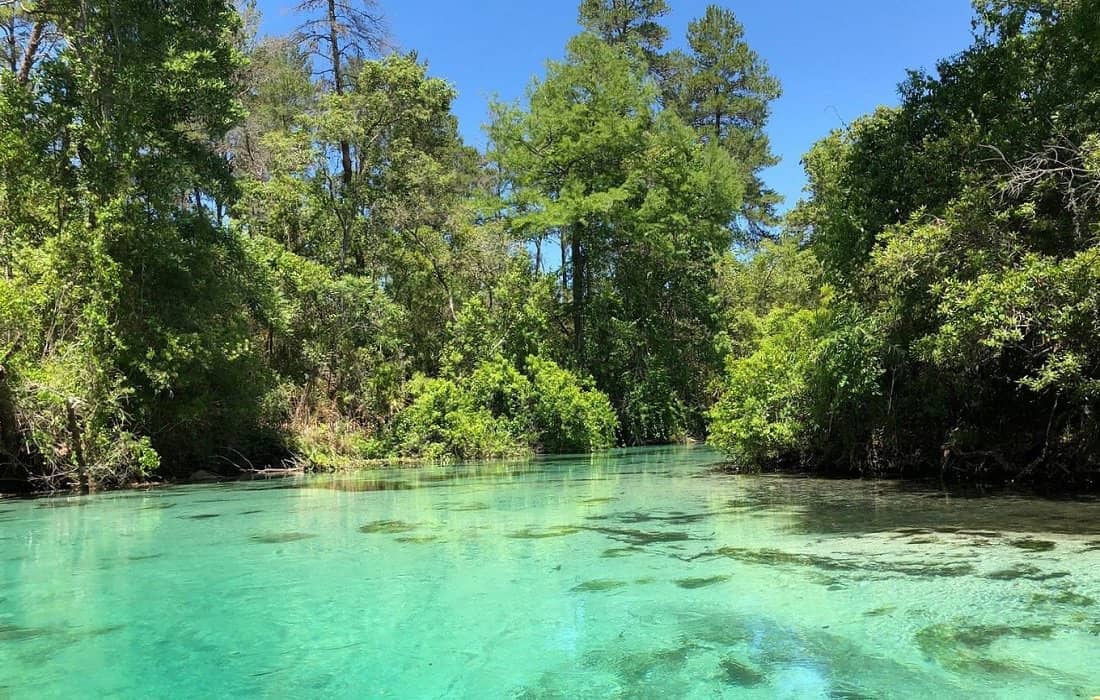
[2,446,1099,698]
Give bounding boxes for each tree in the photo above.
[578,0,670,67]
[294,0,386,269]
[673,5,782,235]
[492,34,742,442]
[491,34,654,367]
[712,0,1100,482]
[0,0,271,486]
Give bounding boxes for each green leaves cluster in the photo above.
[711,0,1100,481]
[489,19,762,444]
[392,356,617,461]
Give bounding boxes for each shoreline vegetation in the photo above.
[7,444,1100,499]
[2,0,1099,492]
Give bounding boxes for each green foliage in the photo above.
[491,27,749,445]
[391,356,617,461]
[712,0,1100,481]
[526,356,618,453]
[713,235,824,359]
[0,0,789,488]
[709,299,882,470]
[578,0,670,66]
[709,309,820,467]
[669,5,782,232]
[0,0,267,488]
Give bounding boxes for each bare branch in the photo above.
[988,132,1100,239]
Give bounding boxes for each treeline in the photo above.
[0,0,778,489]
[2,0,1095,491]
[710,0,1100,483]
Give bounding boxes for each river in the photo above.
[1,446,1098,697]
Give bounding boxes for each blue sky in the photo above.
[255,1,977,211]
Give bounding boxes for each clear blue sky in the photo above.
[255,1,977,212]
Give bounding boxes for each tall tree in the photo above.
[491,35,742,441]
[674,5,781,236]
[712,0,1100,481]
[491,35,654,367]
[578,0,670,68]
[0,2,55,83]
[294,0,386,269]
[0,0,267,485]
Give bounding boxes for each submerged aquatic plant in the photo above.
[571,579,628,592]
[249,532,318,544]
[915,622,1055,672]
[507,526,582,539]
[358,520,419,534]
[675,575,731,589]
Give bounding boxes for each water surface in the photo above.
[2,447,1099,698]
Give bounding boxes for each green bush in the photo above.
[527,356,618,452]
[390,355,617,460]
[708,300,882,470]
[392,371,522,461]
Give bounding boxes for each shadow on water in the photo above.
[684,546,976,580]
[580,526,696,546]
[982,564,1070,582]
[1029,588,1095,608]
[1,622,125,646]
[915,622,1055,673]
[584,509,731,525]
[601,546,644,558]
[140,502,177,510]
[675,575,731,589]
[359,520,419,534]
[508,526,581,539]
[393,534,441,544]
[434,501,490,512]
[571,579,628,592]
[719,474,1100,537]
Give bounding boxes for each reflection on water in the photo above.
[1,446,1099,698]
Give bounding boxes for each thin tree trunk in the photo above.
[65,398,88,493]
[16,19,45,85]
[328,0,355,272]
[0,336,24,474]
[571,229,585,367]
[560,233,568,301]
[6,14,17,74]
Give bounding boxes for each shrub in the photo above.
[527,356,617,452]
[708,301,882,470]
[390,355,618,460]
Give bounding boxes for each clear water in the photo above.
[2,446,1099,698]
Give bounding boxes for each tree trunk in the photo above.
[571,229,585,368]
[16,19,45,85]
[328,0,355,272]
[560,233,568,301]
[65,398,88,493]
[6,14,17,74]
[0,374,22,477]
